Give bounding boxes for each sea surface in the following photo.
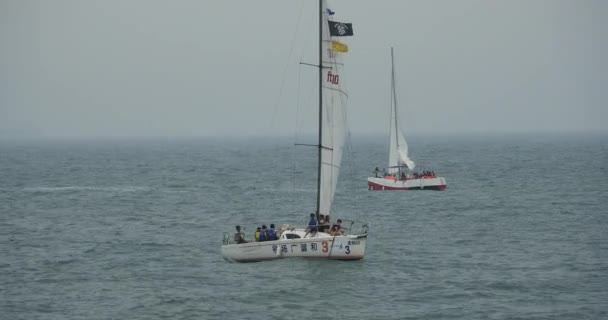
[1,133,607,320]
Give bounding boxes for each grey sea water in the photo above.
[1,133,607,320]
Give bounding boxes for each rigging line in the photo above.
[346,135,365,223]
[387,50,394,171]
[296,75,316,137]
[327,236,337,257]
[291,63,303,216]
[299,4,317,62]
[269,0,307,131]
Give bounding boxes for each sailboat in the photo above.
[367,48,447,191]
[221,0,368,262]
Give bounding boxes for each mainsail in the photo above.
[318,0,349,216]
[387,47,415,174]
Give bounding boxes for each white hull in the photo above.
[368,176,447,191]
[222,230,367,262]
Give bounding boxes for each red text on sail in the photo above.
[327,71,339,85]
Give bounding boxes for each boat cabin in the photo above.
[279,229,332,240]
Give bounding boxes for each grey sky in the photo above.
[1,0,606,139]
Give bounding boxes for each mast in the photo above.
[315,0,323,219]
[391,47,400,163]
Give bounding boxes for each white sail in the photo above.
[387,48,414,174]
[318,0,348,216]
[388,115,415,173]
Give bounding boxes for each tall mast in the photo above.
[391,47,400,166]
[315,0,323,219]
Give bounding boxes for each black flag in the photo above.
[328,20,354,37]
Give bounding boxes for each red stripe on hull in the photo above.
[367,181,446,191]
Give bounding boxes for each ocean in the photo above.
[1,133,607,319]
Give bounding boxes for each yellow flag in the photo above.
[332,41,349,53]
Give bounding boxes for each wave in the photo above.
[166,183,189,188]
[21,186,153,193]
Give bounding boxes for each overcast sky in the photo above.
[1,0,606,139]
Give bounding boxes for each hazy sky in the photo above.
[1,0,606,139]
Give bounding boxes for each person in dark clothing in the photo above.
[260,225,269,241]
[234,225,247,244]
[268,224,278,240]
[330,219,345,236]
[304,213,318,238]
[318,214,330,232]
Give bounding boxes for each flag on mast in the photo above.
[328,21,354,36]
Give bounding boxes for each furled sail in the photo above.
[387,47,415,174]
[388,125,415,173]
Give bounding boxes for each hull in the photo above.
[221,234,367,262]
[368,176,447,191]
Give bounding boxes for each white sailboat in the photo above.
[368,48,447,191]
[221,0,368,262]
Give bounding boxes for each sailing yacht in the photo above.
[221,0,368,262]
[367,48,447,191]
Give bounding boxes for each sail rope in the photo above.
[343,128,366,225]
[268,0,306,131]
[290,66,302,216]
[256,0,306,220]
[290,6,321,218]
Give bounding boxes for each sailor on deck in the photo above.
[304,213,318,238]
[234,225,247,244]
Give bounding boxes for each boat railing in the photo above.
[223,232,253,245]
[296,220,370,236]
[359,223,369,236]
[221,221,368,244]
[223,232,234,245]
[337,219,368,235]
